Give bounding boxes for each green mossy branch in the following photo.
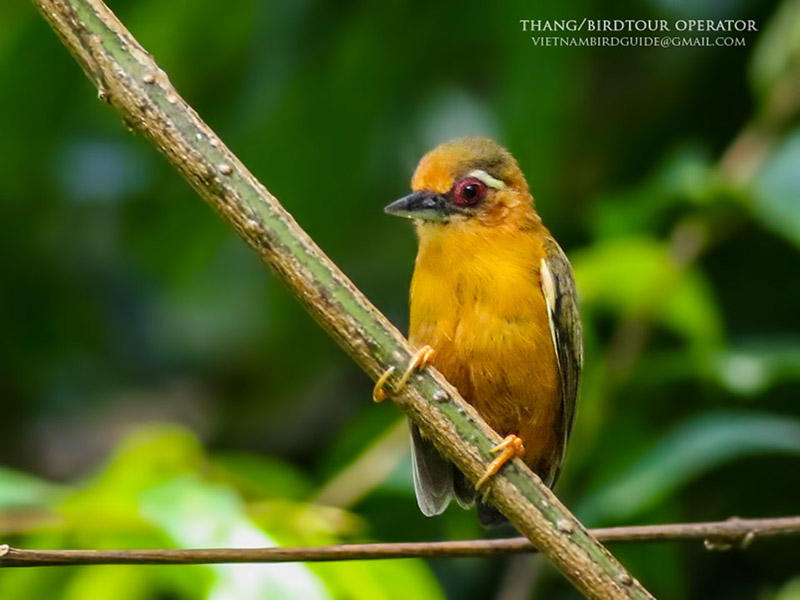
[30,1,653,597]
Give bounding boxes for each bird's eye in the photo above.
[452,177,487,206]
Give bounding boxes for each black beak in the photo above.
[384,191,449,221]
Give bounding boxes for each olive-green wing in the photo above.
[540,237,583,486]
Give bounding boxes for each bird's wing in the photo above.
[410,422,454,516]
[540,237,584,485]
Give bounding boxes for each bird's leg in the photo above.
[476,434,526,489]
[372,345,435,403]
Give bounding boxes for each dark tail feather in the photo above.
[455,469,507,526]
[410,423,454,516]
[477,502,507,527]
[452,469,476,509]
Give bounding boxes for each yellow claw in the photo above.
[397,346,435,389]
[372,366,396,403]
[476,434,526,489]
[372,346,435,403]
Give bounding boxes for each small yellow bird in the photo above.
[381,137,583,525]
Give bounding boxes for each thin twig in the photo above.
[1,516,797,567]
[28,1,653,597]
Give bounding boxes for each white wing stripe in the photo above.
[540,258,561,368]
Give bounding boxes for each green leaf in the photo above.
[0,467,62,509]
[58,425,331,598]
[572,237,723,349]
[578,411,800,523]
[140,476,333,600]
[753,130,800,248]
[213,452,313,501]
[710,339,800,396]
[310,558,445,600]
[749,0,800,99]
[773,577,800,600]
[592,147,720,239]
[63,566,151,600]
[45,424,445,600]
[60,424,205,526]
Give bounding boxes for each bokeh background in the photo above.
[2,0,800,598]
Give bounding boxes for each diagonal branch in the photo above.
[1,516,798,567]
[30,1,653,597]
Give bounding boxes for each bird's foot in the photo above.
[476,434,526,489]
[372,345,435,403]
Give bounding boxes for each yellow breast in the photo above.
[409,220,562,476]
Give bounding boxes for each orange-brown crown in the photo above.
[411,137,530,196]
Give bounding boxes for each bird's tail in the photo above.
[476,502,507,526]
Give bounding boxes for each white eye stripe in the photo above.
[466,169,507,190]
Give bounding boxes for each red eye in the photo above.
[452,177,487,206]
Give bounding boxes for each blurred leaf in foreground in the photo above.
[141,476,331,600]
[1,424,445,600]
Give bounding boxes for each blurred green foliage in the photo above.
[2,0,800,598]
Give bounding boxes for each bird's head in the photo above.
[385,137,535,229]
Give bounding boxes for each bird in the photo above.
[376,137,582,526]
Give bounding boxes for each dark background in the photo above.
[1,0,799,598]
